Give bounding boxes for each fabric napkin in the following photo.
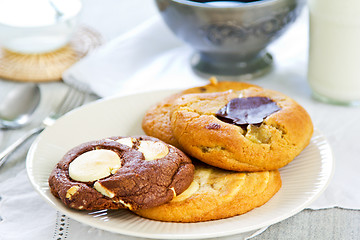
[62,16,204,96]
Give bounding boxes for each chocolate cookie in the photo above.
[48,136,194,211]
[169,87,313,171]
[134,161,281,222]
[142,78,262,148]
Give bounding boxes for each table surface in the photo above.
[1,0,360,239]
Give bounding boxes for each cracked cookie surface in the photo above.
[142,80,261,148]
[48,136,194,210]
[134,161,282,222]
[169,88,313,171]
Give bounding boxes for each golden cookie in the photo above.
[134,161,281,222]
[142,78,262,148]
[169,88,313,171]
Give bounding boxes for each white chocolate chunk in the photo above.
[116,137,135,148]
[171,181,199,202]
[170,187,177,198]
[137,140,169,161]
[66,185,80,199]
[118,199,133,210]
[69,149,121,182]
[94,181,115,198]
[197,168,212,185]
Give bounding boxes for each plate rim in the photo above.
[26,89,335,239]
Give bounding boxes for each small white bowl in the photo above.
[0,0,82,54]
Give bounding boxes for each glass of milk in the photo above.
[308,0,360,106]
[0,0,82,54]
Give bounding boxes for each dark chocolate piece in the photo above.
[205,123,221,130]
[216,97,280,127]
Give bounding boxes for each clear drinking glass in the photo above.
[308,0,360,106]
[0,0,82,54]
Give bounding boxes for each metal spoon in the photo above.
[0,83,41,129]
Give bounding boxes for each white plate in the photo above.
[26,89,334,239]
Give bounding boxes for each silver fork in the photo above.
[0,87,87,167]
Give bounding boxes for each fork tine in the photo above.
[54,87,75,114]
[54,87,87,116]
